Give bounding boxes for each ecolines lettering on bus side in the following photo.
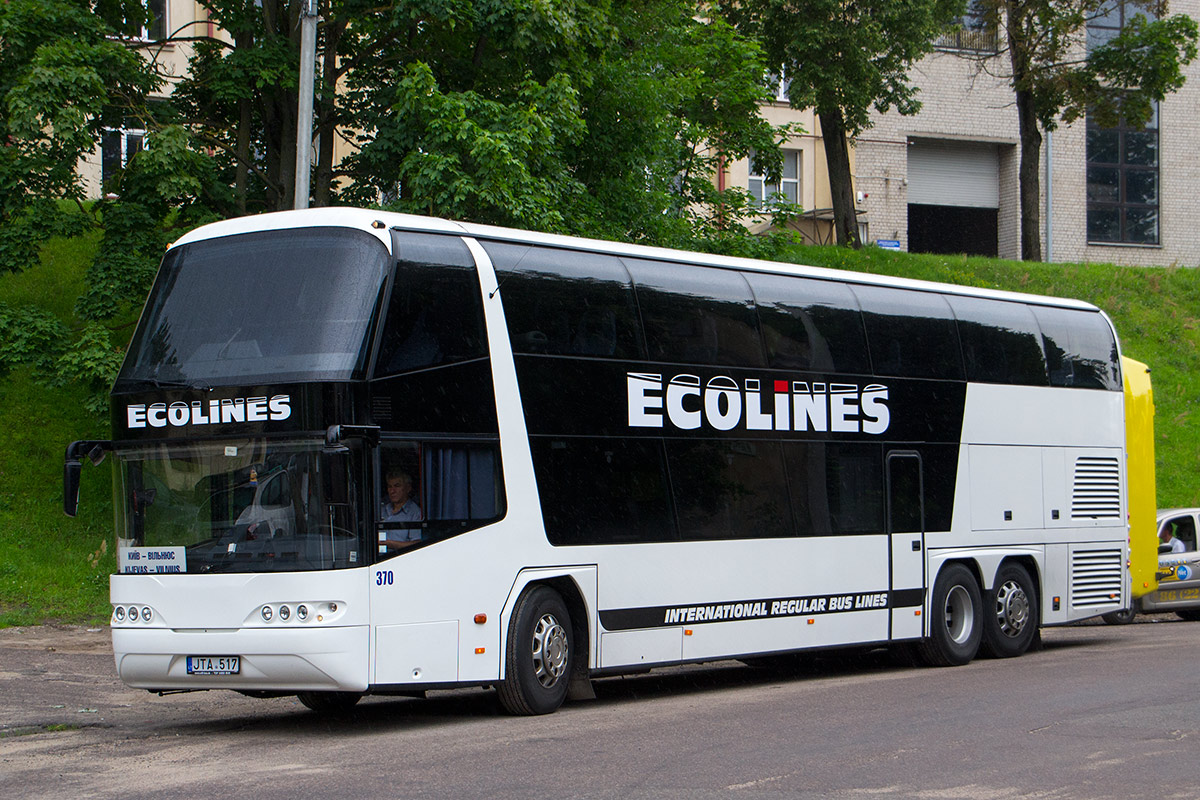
[125,395,292,429]
[627,373,890,434]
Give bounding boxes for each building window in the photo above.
[1087,0,1157,51]
[1086,107,1158,244]
[749,149,800,207]
[935,0,999,52]
[1085,2,1160,245]
[767,71,791,103]
[125,0,166,40]
[101,125,145,186]
[145,0,167,39]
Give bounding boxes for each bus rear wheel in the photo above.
[916,563,982,667]
[497,586,572,715]
[296,691,362,713]
[1102,599,1140,625]
[980,563,1038,658]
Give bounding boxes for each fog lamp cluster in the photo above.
[113,604,153,623]
[261,601,335,623]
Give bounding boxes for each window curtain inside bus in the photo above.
[422,445,499,519]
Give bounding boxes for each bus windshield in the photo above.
[114,438,364,574]
[119,227,390,387]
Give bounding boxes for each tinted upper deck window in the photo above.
[1031,306,1121,390]
[948,296,1049,385]
[625,259,765,368]
[745,273,871,375]
[486,242,645,359]
[374,232,488,377]
[120,227,389,387]
[852,285,964,380]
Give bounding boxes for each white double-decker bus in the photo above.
[66,208,1132,715]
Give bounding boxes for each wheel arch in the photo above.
[498,566,597,682]
[927,549,1044,631]
[930,548,1044,590]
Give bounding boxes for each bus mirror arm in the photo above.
[63,440,112,517]
[323,424,380,452]
[322,425,379,506]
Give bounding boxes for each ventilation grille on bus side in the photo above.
[1071,456,1121,519]
[1070,549,1123,608]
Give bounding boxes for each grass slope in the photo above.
[0,235,1196,625]
[0,232,116,625]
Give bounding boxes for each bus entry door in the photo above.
[887,451,926,640]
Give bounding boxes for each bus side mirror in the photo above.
[64,459,82,518]
[63,440,111,517]
[322,424,378,507]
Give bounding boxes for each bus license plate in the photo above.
[187,656,240,675]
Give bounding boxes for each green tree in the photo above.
[4,0,790,404]
[0,0,158,273]
[723,0,964,248]
[338,0,785,242]
[569,5,794,246]
[979,0,1197,260]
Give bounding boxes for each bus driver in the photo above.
[379,470,423,551]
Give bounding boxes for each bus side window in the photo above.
[948,296,1048,386]
[746,273,871,375]
[531,437,675,546]
[1031,306,1121,391]
[375,233,487,378]
[420,443,506,531]
[625,258,766,368]
[377,442,423,557]
[485,242,645,360]
[665,440,791,540]
[782,442,885,535]
[853,285,964,380]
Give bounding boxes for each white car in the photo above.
[1141,508,1200,620]
[1107,508,1200,623]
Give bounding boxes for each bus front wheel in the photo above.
[916,563,982,667]
[497,586,572,715]
[296,691,362,713]
[980,563,1038,658]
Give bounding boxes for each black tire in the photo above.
[296,691,362,713]
[979,562,1039,658]
[497,586,573,715]
[1103,599,1140,625]
[1175,608,1200,622]
[916,563,982,667]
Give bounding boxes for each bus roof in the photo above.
[170,207,1103,314]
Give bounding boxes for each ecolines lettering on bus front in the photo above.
[125,395,292,429]
[626,373,890,434]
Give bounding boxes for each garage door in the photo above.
[908,140,999,208]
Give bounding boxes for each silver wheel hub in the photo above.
[531,613,568,688]
[994,580,1030,638]
[944,584,975,645]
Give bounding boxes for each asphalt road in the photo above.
[2,617,1198,800]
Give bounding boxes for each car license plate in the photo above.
[187,655,240,675]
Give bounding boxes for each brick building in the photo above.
[853,1,1200,264]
